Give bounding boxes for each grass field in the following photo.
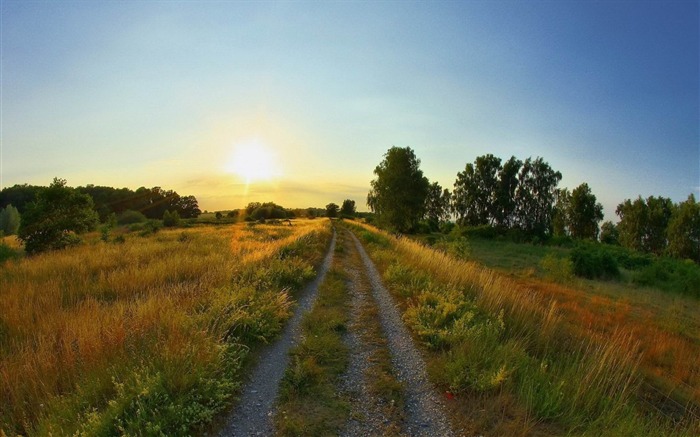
[0,220,331,436]
[350,222,699,436]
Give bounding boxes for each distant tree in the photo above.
[0,204,21,235]
[514,157,562,236]
[340,199,356,217]
[552,188,571,237]
[645,196,674,255]
[18,178,99,254]
[452,162,482,226]
[495,156,522,228]
[0,184,43,214]
[424,182,451,227]
[616,196,674,254]
[367,147,430,233]
[307,207,317,218]
[226,210,238,218]
[326,203,339,218]
[567,183,604,240]
[666,194,700,262]
[599,221,619,245]
[215,211,223,220]
[245,202,262,217]
[474,154,502,224]
[616,197,647,252]
[163,210,181,227]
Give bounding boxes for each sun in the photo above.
[225,141,279,184]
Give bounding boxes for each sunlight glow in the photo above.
[225,140,280,184]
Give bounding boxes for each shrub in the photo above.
[0,242,20,263]
[163,210,181,227]
[570,245,619,279]
[539,254,574,283]
[117,210,147,225]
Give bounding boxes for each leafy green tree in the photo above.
[367,147,429,233]
[215,211,223,220]
[340,199,356,217]
[616,196,674,254]
[0,204,21,235]
[326,202,339,218]
[645,196,674,254]
[452,162,482,226]
[552,188,571,237]
[568,183,604,240]
[616,197,647,252]
[424,182,451,227]
[514,157,562,236]
[599,221,619,245]
[666,194,700,262]
[18,178,99,254]
[495,156,521,228]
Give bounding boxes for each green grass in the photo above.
[352,222,697,436]
[275,243,351,436]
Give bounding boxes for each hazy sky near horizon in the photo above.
[2,1,698,219]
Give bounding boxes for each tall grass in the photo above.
[348,222,697,435]
[0,221,331,436]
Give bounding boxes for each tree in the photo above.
[514,157,562,236]
[568,183,604,240]
[616,196,674,254]
[367,147,430,233]
[215,211,223,220]
[495,156,521,228]
[326,203,339,218]
[666,194,700,262]
[599,221,619,245]
[340,199,356,217]
[424,182,451,227]
[18,178,99,254]
[0,204,21,235]
[452,162,482,226]
[552,188,571,237]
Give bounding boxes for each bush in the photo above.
[633,258,700,298]
[540,254,574,283]
[163,210,181,227]
[570,245,619,279]
[117,210,147,225]
[0,242,20,263]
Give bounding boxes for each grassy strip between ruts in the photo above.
[1,221,331,436]
[275,230,351,436]
[344,229,405,435]
[345,221,698,436]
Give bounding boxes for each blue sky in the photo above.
[1,1,698,219]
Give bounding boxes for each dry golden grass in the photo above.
[351,222,698,434]
[0,220,329,435]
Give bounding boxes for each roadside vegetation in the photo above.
[346,221,699,435]
[0,220,331,436]
[275,232,350,436]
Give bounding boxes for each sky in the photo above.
[1,1,698,220]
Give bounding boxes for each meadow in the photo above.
[348,222,699,436]
[0,220,331,436]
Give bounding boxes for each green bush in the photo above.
[570,245,619,279]
[633,258,700,298]
[539,254,574,283]
[117,210,147,225]
[0,242,20,263]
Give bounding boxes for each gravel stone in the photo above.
[349,232,455,437]
[218,229,336,437]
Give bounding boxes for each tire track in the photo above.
[348,231,455,437]
[340,229,403,436]
[218,229,336,437]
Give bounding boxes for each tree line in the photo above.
[367,146,699,263]
[1,182,201,222]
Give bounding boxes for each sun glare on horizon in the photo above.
[225,141,280,184]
